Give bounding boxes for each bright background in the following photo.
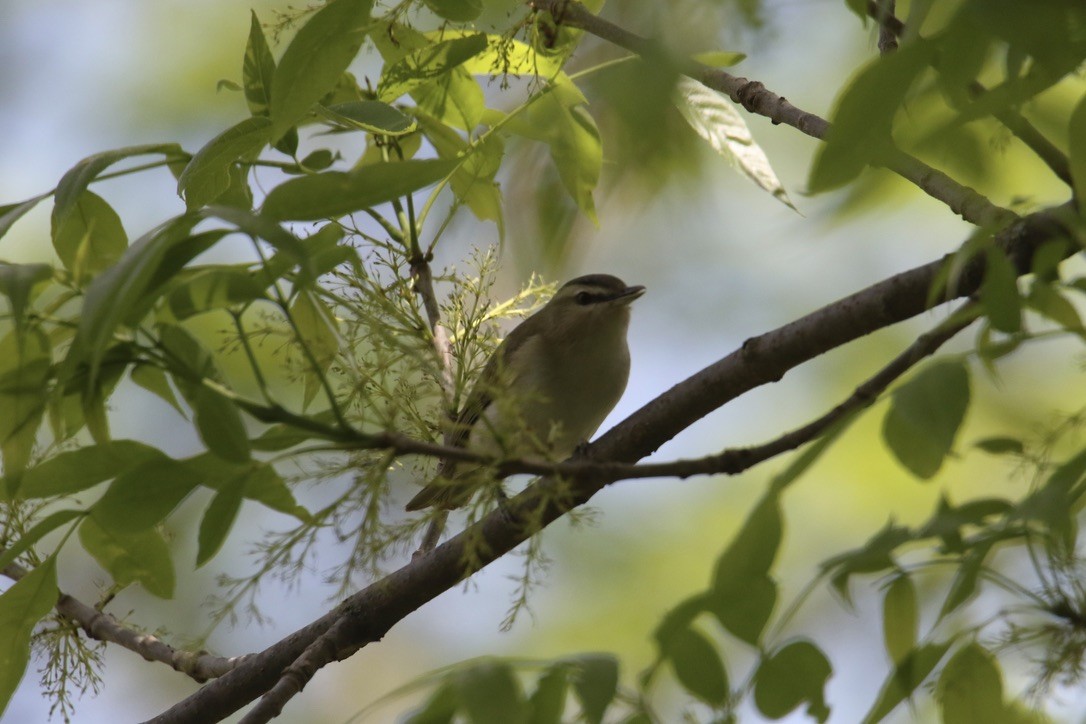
[2,0,1083,721]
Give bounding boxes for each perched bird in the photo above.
[406,273,645,514]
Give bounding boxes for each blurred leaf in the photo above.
[0,555,57,718]
[882,576,917,663]
[0,329,51,483]
[882,360,971,479]
[822,522,914,603]
[979,248,1021,333]
[939,541,993,619]
[753,640,832,722]
[693,51,746,67]
[0,263,52,335]
[457,661,527,724]
[378,34,488,103]
[528,666,568,724]
[1071,94,1086,217]
[192,386,252,463]
[0,193,50,242]
[666,628,728,706]
[863,641,952,724]
[177,117,271,210]
[90,458,203,532]
[675,78,794,210]
[708,491,780,644]
[262,159,457,221]
[1027,282,1084,332]
[243,10,276,118]
[936,643,1005,724]
[291,289,340,408]
[131,364,186,417]
[79,517,174,598]
[0,510,84,572]
[570,654,617,724]
[974,436,1024,455]
[809,41,935,192]
[320,101,417,135]
[52,144,186,234]
[269,0,374,140]
[406,681,458,724]
[51,190,127,283]
[196,468,247,566]
[18,440,167,499]
[423,0,483,22]
[167,266,269,320]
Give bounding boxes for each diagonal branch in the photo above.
[532,0,1015,228]
[148,203,1075,724]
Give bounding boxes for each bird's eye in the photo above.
[575,291,592,305]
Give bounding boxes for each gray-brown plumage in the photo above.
[405,274,645,512]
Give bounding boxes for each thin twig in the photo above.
[1,561,246,682]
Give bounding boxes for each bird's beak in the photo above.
[612,285,646,304]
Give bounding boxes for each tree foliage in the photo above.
[1,0,1086,721]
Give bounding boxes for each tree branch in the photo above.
[1,562,244,682]
[531,0,1016,228]
[148,203,1075,724]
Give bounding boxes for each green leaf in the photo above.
[0,510,84,573]
[180,454,307,519]
[808,41,935,192]
[291,289,341,408]
[196,469,247,566]
[0,263,52,333]
[1071,94,1086,217]
[753,640,832,722]
[423,0,483,22]
[243,11,276,118]
[936,643,1006,724]
[269,0,374,140]
[980,248,1022,333]
[0,329,51,482]
[822,522,914,603]
[1027,282,1084,332]
[457,661,527,724]
[177,117,271,209]
[406,681,458,724]
[0,193,50,242]
[417,112,503,224]
[882,576,917,663]
[882,360,971,479]
[52,144,186,234]
[675,78,795,210]
[319,101,417,135]
[569,655,617,724]
[707,492,780,644]
[167,266,269,320]
[131,364,186,417]
[378,34,489,103]
[79,517,175,598]
[863,640,952,724]
[939,541,993,619]
[0,556,58,719]
[666,628,728,706]
[262,158,457,221]
[528,666,568,724]
[50,190,127,282]
[18,440,168,498]
[192,386,252,463]
[90,458,203,532]
[63,214,220,387]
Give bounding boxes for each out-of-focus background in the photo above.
[3,0,1083,721]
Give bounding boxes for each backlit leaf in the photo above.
[177,117,271,209]
[79,517,174,598]
[0,556,58,718]
[882,360,971,479]
[883,576,917,663]
[50,190,127,282]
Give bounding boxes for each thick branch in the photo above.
[2,562,244,682]
[533,0,1015,228]
[149,204,1074,724]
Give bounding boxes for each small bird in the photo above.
[406,273,645,514]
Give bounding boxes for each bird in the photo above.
[405,273,645,515]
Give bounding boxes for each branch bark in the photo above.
[148,203,1074,724]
